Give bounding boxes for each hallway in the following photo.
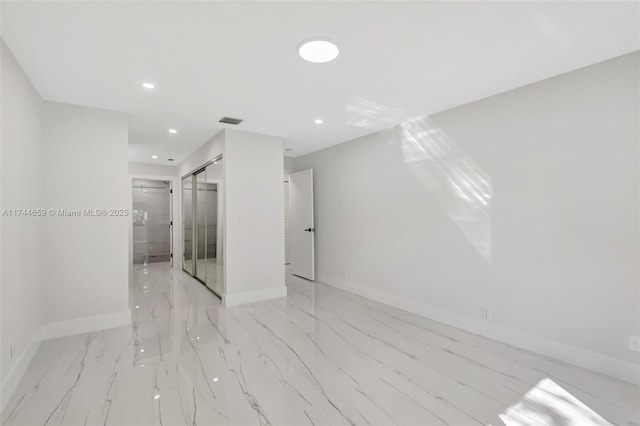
[2,264,639,425]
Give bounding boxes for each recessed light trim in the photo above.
[314,119,324,124]
[298,38,339,63]
[142,82,155,89]
[151,155,158,159]
[168,129,177,134]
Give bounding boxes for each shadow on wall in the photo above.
[345,98,621,425]
[346,96,493,262]
[394,116,493,263]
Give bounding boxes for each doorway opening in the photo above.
[182,157,224,298]
[289,169,315,280]
[132,179,173,266]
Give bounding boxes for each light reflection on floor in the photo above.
[2,264,638,425]
[499,378,613,426]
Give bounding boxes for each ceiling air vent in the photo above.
[219,116,244,125]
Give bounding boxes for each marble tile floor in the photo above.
[2,262,639,426]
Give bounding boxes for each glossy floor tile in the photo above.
[2,263,639,425]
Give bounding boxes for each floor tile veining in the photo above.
[2,263,639,425]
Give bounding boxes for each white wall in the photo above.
[224,130,286,305]
[0,39,44,402]
[42,102,130,331]
[284,156,296,172]
[1,42,134,409]
[295,52,640,382]
[128,162,177,177]
[175,129,286,305]
[178,131,224,177]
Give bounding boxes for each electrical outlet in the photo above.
[629,334,640,352]
[482,307,492,321]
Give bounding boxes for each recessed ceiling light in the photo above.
[169,129,177,134]
[168,158,174,162]
[151,155,158,159]
[142,82,155,89]
[314,119,323,124]
[298,38,339,63]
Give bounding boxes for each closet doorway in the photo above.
[182,157,223,297]
[132,179,173,266]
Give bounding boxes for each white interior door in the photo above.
[289,169,315,280]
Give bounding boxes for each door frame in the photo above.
[289,168,315,281]
[128,175,176,271]
[182,173,196,276]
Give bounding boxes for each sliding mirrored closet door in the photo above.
[195,170,208,283]
[182,176,194,275]
[182,157,223,297]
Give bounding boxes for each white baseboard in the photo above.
[40,310,132,341]
[224,286,287,307]
[316,273,640,386]
[0,331,41,414]
[0,310,132,416]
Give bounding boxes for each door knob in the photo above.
[304,228,316,232]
